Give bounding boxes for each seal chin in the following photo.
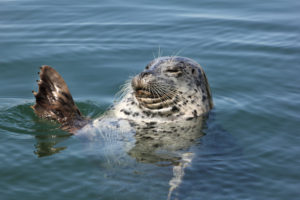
[131,76,177,110]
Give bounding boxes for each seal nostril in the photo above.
[140,71,151,78]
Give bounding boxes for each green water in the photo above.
[0,0,299,199]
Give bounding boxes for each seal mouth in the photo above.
[133,83,177,110]
[135,88,153,98]
[135,89,177,109]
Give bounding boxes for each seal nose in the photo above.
[140,71,152,78]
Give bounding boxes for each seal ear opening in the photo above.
[32,66,88,133]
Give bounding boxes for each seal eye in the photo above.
[166,68,180,73]
[165,67,182,75]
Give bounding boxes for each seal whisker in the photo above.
[152,82,176,101]
[152,84,167,99]
[151,84,168,108]
[151,83,176,108]
[150,83,160,100]
[116,78,132,101]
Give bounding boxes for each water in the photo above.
[0,0,299,199]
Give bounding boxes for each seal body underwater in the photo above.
[32,56,213,133]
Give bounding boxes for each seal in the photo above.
[32,56,213,133]
[32,56,213,199]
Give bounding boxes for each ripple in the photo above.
[0,0,299,199]
[0,100,103,136]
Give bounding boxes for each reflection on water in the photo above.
[34,134,69,157]
[0,103,71,157]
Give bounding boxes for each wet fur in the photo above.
[32,57,213,133]
[32,66,89,133]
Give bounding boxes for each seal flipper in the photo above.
[32,66,89,133]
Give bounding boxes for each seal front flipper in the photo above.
[32,66,89,133]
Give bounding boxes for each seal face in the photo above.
[113,56,213,122]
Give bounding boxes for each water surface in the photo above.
[0,0,300,199]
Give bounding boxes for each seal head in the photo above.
[113,56,213,121]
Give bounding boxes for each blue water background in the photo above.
[0,0,299,199]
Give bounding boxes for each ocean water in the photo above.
[0,0,299,199]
